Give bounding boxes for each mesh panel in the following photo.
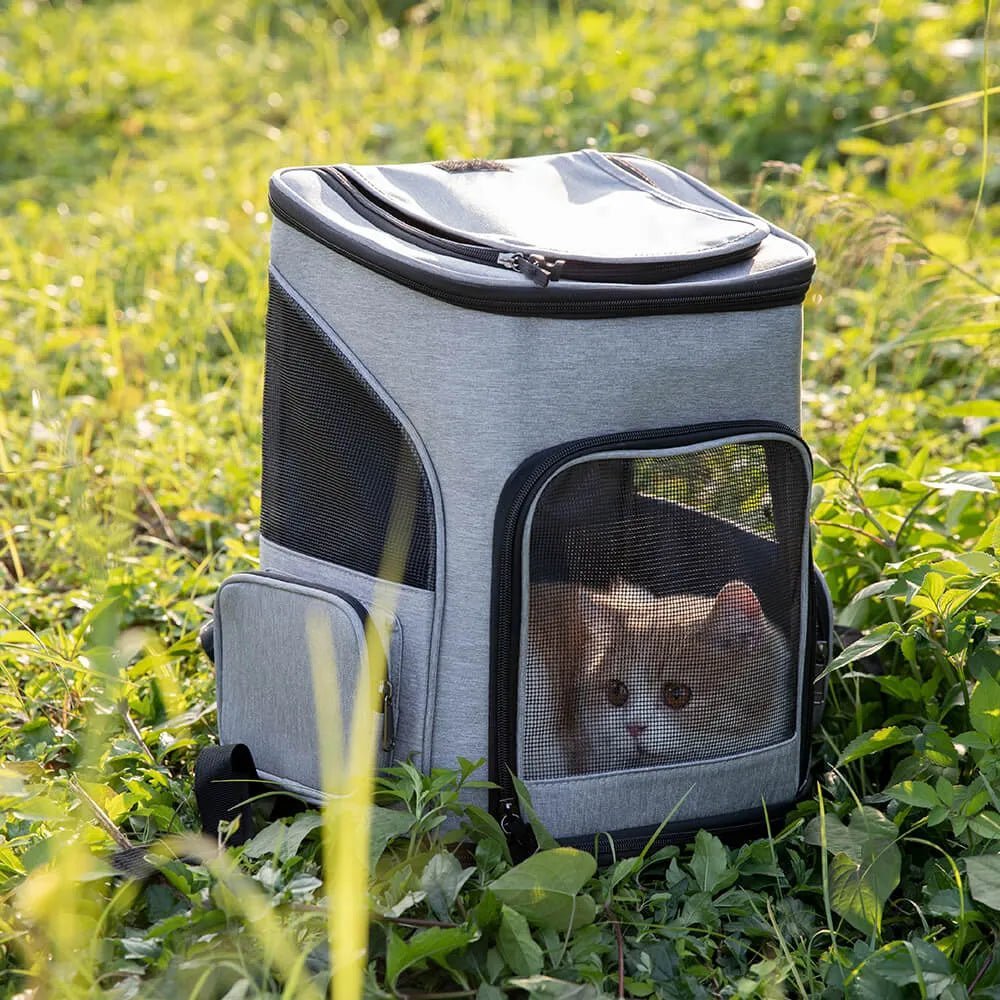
[522,438,807,780]
[260,279,436,590]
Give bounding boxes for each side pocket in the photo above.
[215,571,401,797]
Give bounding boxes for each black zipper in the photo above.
[318,167,762,287]
[220,571,396,755]
[268,180,814,318]
[488,420,812,835]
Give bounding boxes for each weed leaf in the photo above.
[966,854,1000,911]
[420,850,474,921]
[498,905,544,976]
[489,848,597,931]
[385,925,480,988]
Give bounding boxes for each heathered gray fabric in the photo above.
[341,149,768,262]
[515,435,814,793]
[260,538,434,771]
[523,737,800,840]
[271,221,805,796]
[216,573,400,792]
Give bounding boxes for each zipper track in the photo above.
[269,186,813,318]
[488,420,812,827]
[318,166,762,285]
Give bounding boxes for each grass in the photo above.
[0,0,998,996]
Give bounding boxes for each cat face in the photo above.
[527,581,792,776]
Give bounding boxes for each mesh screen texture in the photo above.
[522,438,807,781]
[260,279,437,590]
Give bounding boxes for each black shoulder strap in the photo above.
[195,743,259,845]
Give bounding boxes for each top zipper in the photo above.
[269,186,812,318]
[318,166,762,288]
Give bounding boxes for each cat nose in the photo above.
[627,723,647,739]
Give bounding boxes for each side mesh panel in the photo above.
[260,278,436,590]
[522,438,808,780]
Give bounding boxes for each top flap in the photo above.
[336,149,769,267]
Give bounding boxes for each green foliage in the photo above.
[0,0,997,996]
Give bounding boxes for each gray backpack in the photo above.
[197,150,832,853]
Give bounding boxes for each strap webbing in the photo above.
[194,743,259,845]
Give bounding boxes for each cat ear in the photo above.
[576,587,611,633]
[706,581,762,643]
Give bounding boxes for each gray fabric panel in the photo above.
[267,271,446,763]
[271,225,804,789]
[216,572,394,793]
[525,739,801,840]
[260,538,434,771]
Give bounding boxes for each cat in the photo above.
[525,580,793,777]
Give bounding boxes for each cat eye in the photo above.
[605,679,629,707]
[662,682,692,709]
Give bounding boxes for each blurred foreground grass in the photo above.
[0,0,998,996]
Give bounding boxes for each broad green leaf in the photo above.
[420,850,474,922]
[689,830,736,895]
[830,851,883,934]
[837,726,916,765]
[966,855,1000,911]
[807,807,901,933]
[847,939,955,997]
[919,471,998,496]
[805,813,857,857]
[967,812,1000,840]
[826,623,900,675]
[370,805,416,867]
[969,672,1000,743]
[241,812,323,861]
[885,781,940,809]
[509,977,610,999]
[384,925,479,988]
[489,848,597,931]
[477,985,506,1000]
[847,580,896,605]
[497,905,543,977]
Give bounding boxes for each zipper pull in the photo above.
[499,797,522,836]
[380,680,395,753]
[499,797,539,860]
[496,252,564,287]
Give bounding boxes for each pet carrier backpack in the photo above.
[196,149,833,853]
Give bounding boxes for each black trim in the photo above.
[269,174,815,319]
[488,420,814,837]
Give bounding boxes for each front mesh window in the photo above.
[521,438,808,780]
